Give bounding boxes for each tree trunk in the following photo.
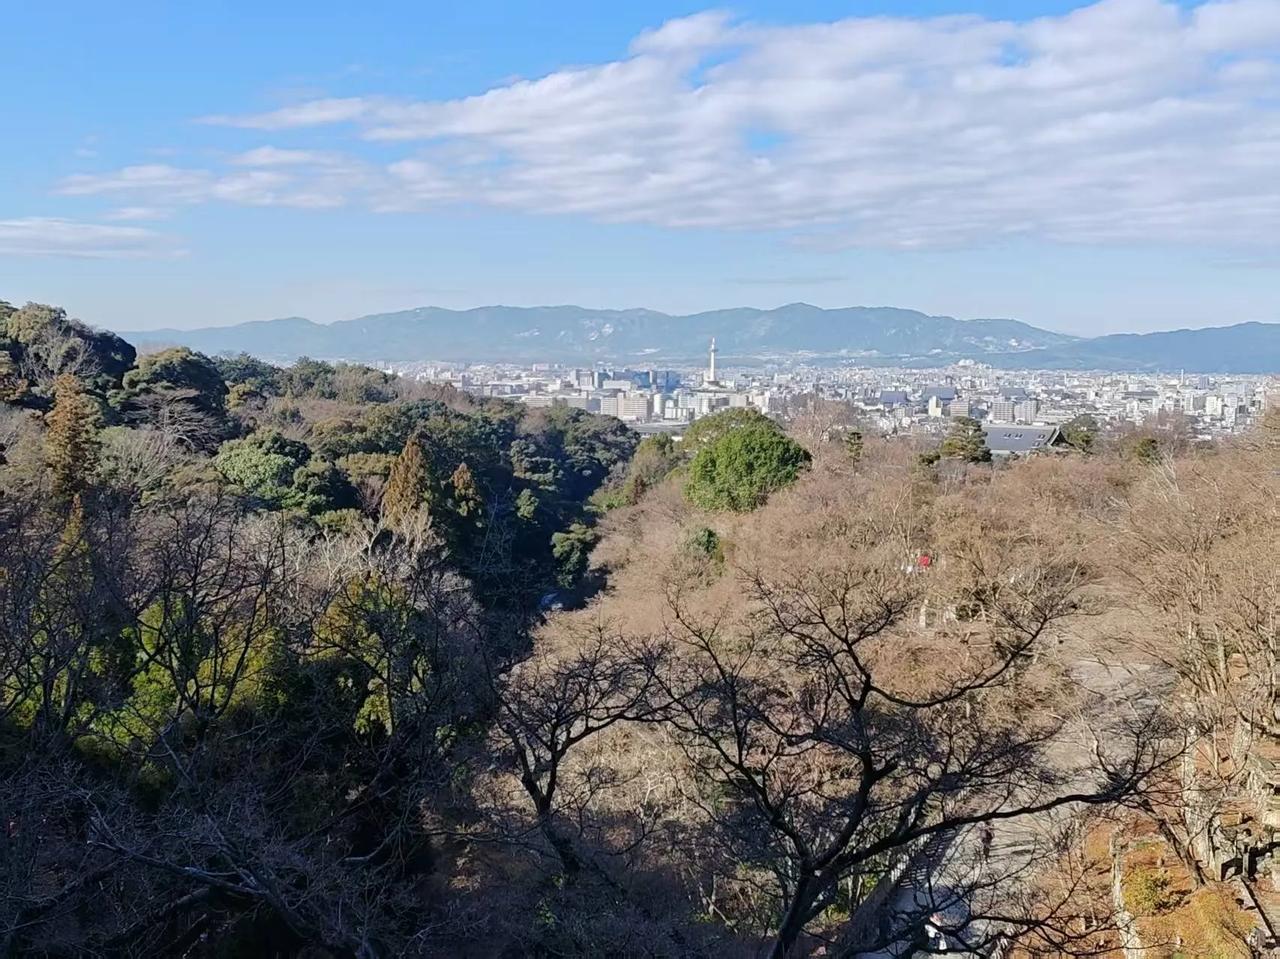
[769,877,819,959]
[1151,814,1207,889]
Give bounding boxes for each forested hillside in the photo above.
[3,299,1280,957]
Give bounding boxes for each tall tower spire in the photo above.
[708,337,717,384]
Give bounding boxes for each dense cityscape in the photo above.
[395,338,1277,453]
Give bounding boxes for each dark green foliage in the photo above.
[685,421,811,512]
[551,522,598,588]
[1062,414,1099,453]
[271,357,398,403]
[113,346,229,416]
[1131,436,1162,465]
[682,407,776,450]
[683,526,723,563]
[0,301,135,403]
[214,352,283,394]
[844,427,864,464]
[286,458,359,514]
[280,356,338,397]
[522,405,638,502]
[333,363,398,404]
[213,430,343,510]
[598,432,682,508]
[938,416,992,463]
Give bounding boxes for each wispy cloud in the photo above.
[58,162,356,209]
[103,206,173,221]
[200,96,374,129]
[0,217,180,258]
[57,0,1280,248]
[229,146,343,167]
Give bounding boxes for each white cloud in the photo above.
[57,0,1280,248]
[0,217,179,258]
[230,146,342,166]
[59,164,210,198]
[57,162,357,209]
[104,206,172,221]
[200,96,374,129]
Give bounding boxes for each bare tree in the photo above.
[1116,450,1280,885]
[484,624,668,878]
[646,514,1174,958]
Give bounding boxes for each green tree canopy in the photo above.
[938,416,992,463]
[1131,435,1162,466]
[685,421,811,512]
[1062,414,1100,453]
[213,352,283,395]
[609,432,682,506]
[550,522,598,588]
[213,430,312,508]
[114,347,229,416]
[1,302,135,401]
[285,458,359,515]
[682,407,779,450]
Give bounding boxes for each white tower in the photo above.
[708,337,717,385]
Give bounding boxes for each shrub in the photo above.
[1123,866,1175,916]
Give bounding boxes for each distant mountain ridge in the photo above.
[116,303,1280,373]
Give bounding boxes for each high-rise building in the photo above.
[990,399,1017,423]
[1015,399,1039,424]
[617,394,650,421]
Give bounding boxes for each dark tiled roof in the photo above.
[981,424,1062,454]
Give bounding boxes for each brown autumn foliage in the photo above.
[4,391,1279,957]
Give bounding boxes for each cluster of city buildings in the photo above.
[392,340,1276,448]
[399,339,782,434]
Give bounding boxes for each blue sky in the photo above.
[3,0,1279,335]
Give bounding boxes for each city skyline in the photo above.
[5,0,1280,334]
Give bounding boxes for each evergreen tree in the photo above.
[382,432,435,524]
[938,416,991,463]
[515,487,539,522]
[685,422,811,512]
[1061,414,1099,453]
[551,522,598,588]
[1131,436,1162,466]
[46,373,100,501]
[844,427,864,464]
[450,461,483,518]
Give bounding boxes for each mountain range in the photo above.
[116,304,1280,373]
